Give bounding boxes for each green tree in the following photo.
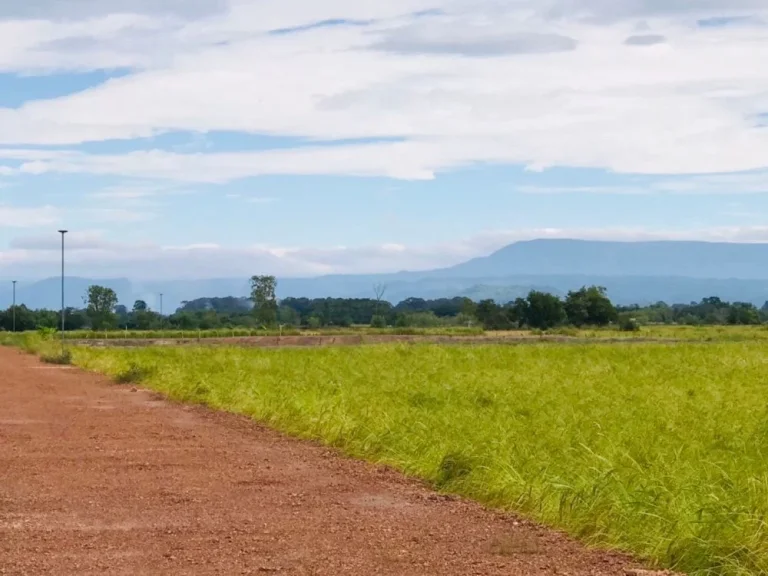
[86,285,119,330]
[0,304,37,332]
[370,315,387,328]
[460,297,477,318]
[564,286,617,327]
[506,297,530,327]
[133,300,148,312]
[475,300,512,330]
[727,302,761,325]
[277,305,300,327]
[250,275,278,326]
[526,290,566,330]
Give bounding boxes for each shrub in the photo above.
[114,362,153,384]
[37,327,58,340]
[619,317,641,332]
[40,349,72,365]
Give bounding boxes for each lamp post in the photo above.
[58,230,68,350]
[11,280,16,332]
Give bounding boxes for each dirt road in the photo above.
[0,347,639,575]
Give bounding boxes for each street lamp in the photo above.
[11,280,16,332]
[58,230,67,350]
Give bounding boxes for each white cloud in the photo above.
[624,33,667,45]
[0,1,767,180]
[654,171,768,194]
[0,205,59,227]
[518,185,650,194]
[89,185,159,199]
[518,171,768,194]
[80,208,157,223]
[0,0,226,20]
[13,145,439,181]
[88,182,187,199]
[9,229,126,250]
[245,197,277,204]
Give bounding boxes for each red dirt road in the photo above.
[0,347,640,575]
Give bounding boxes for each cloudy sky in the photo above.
[1,0,767,279]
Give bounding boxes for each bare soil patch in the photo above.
[69,333,678,349]
[0,347,643,575]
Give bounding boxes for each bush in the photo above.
[370,315,387,329]
[40,349,72,365]
[619,317,641,332]
[37,327,58,340]
[114,362,153,384]
[549,326,580,337]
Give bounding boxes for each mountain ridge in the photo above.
[3,239,768,311]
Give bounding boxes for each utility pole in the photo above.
[58,230,68,351]
[12,280,17,332]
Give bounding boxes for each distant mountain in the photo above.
[441,239,768,279]
[3,240,768,310]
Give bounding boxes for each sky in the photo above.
[1,0,768,280]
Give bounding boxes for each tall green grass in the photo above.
[541,325,768,342]
[20,339,768,575]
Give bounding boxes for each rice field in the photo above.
[39,323,768,344]
[47,338,768,576]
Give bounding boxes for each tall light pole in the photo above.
[58,230,68,350]
[160,293,163,317]
[11,280,16,332]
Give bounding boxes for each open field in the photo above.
[0,346,637,575]
[35,339,765,576]
[563,325,768,342]
[60,333,677,349]
[59,326,486,340]
[11,324,768,348]
[4,324,768,351]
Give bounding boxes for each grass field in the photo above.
[18,338,756,576]
[569,325,768,341]
[18,324,768,344]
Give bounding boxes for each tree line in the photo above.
[2,275,768,332]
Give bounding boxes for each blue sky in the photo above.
[1,1,768,279]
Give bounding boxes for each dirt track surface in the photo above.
[0,347,640,575]
[70,333,680,349]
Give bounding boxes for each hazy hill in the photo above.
[441,239,768,279]
[3,240,768,310]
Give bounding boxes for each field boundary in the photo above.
[66,333,688,348]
